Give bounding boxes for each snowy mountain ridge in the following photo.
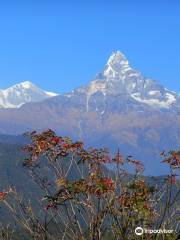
[70,51,179,110]
[0,51,179,110]
[0,52,179,175]
[0,81,58,108]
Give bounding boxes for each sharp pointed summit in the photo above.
[107,51,129,66]
[103,51,131,78]
[69,50,179,110]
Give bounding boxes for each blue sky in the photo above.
[0,0,180,93]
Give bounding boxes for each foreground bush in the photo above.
[0,129,180,240]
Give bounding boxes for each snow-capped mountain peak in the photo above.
[0,81,58,108]
[71,51,179,110]
[17,81,34,89]
[107,51,130,70]
[103,51,131,78]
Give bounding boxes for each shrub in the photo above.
[0,129,179,240]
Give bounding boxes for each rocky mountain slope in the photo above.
[68,51,180,112]
[0,51,179,174]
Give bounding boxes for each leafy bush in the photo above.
[0,129,179,239]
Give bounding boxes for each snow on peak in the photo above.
[73,50,179,110]
[5,81,37,91]
[107,51,128,65]
[45,91,58,97]
[103,51,131,78]
[131,92,177,108]
[0,81,58,108]
[18,81,34,89]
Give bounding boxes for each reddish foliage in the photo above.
[127,157,144,172]
[16,130,179,239]
[100,177,114,190]
[161,150,180,169]
[112,148,124,164]
[0,191,8,201]
[166,174,178,185]
[51,137,62,144]
[45,203,58,211]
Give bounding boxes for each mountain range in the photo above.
[0,51,179,175]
